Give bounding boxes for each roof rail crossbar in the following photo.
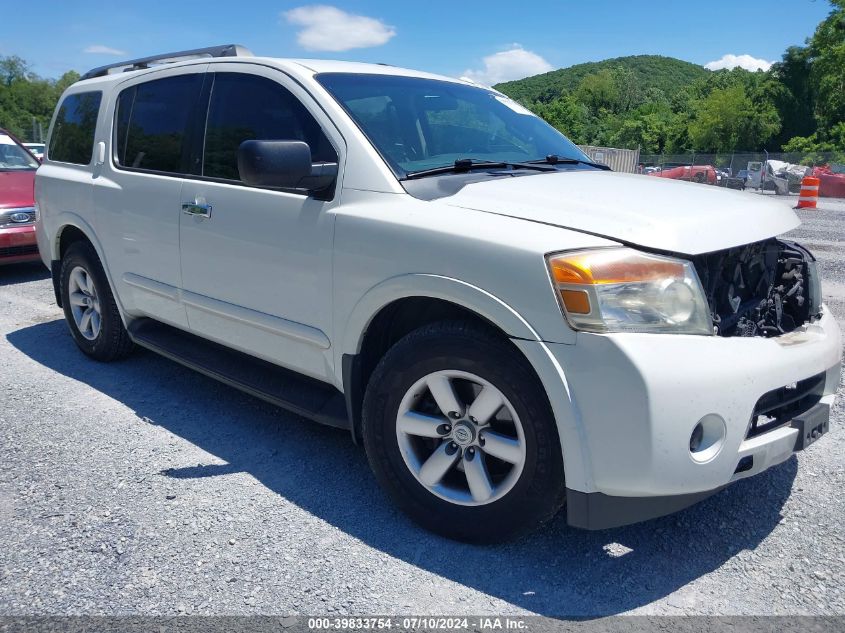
[80,44,253,80]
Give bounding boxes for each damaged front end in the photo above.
[690,240,822,338]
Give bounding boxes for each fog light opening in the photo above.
[689,414,727,464]
[689,423,704,452]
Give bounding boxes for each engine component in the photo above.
[690,240,820,337]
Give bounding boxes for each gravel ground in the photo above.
[0,197,843,618]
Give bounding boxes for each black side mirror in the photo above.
[237,140,338,192]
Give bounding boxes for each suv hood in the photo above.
[0,170,36,209]
[443,170,800,255]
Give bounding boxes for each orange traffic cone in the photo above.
[797,176,820,209]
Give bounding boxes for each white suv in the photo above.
[35,45,842,542]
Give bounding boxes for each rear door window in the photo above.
[202,73,336,181]
[115,74,203,174]
[48,91,102,165]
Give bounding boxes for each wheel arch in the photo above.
[339,274,545,442]
[340,274,542,357]
[49,213,99,261]
[51,214,126,321]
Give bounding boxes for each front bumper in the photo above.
[566,401,831,529]
[0,224,39,264]
[543,307,842,529]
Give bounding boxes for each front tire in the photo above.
[60,241,134,361]
[362,321,566,542]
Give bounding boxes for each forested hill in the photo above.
[484,2,844,161]
[495,55,709,104]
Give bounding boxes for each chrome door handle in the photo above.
[182,200,212,218]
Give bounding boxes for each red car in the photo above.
[647,164,718,185]
[0,129,40,265]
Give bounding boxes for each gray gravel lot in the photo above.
[0,196,843,618]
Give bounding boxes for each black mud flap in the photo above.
[51,259,63,307]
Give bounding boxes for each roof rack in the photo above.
[80,44,253,80]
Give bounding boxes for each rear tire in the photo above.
[362,321,566,543]
[60,241,134,361]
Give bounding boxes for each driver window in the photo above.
[203,73,337,181]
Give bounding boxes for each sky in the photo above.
[1,1,835,83]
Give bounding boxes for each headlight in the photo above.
[547,247,713,335]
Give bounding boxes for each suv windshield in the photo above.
[0,134,39,170]
[316,73,589,179]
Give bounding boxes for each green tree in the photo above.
[810,0,845,129]
[576,69,618,114]
[770,45,816,145]
[783,122,845,163]
[609,103,676,153]
[611,68,643,113]
[533,95,592,143]
[0,56,30,86]
[688,84,781,152]
[0,57,79,141]
[772,1,844,145]
[56,70,81,93]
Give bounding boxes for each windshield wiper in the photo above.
[528,155,612,171]
[404,158,557,180]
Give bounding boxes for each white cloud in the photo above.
[462,46,554,86]
[283,5,395,52]
[83,45,128,56]
[704,54,773,72]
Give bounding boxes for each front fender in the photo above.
[339,273,544,360]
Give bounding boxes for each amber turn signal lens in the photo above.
[550,249,685,285]
[560,289,591,314]
[546,247,713,335]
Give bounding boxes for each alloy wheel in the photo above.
[395,370,527,506]
[67,266,102,341]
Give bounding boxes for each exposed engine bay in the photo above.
[690,239,821,337]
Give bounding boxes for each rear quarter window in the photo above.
[48,92,102,165]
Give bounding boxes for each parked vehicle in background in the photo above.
[647,164,717,184]
[745,161,763,189]
[743,161,788,195]
[22,143,45,161]
[35,45,842,542]
[768,160,810,194]
[0,129,40,265]
[725,169,749,191]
